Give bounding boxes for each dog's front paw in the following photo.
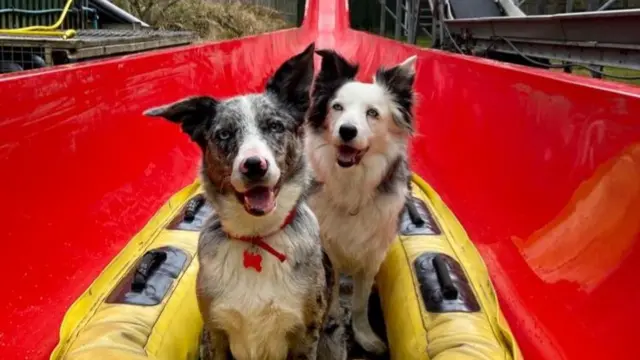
[318,316,347,360]
[353,323,387,355]
[324,315,341,334]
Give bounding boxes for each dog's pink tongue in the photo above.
[337,146,358,164]
[243,187,276,215]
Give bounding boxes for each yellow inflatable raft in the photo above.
[51,175,521,360]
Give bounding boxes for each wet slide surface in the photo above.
[1,0,640,359]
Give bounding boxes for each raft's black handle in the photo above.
[132,250,167,292]
[184,195,205,223]
[432,255,458,300]
[406,198,425,227]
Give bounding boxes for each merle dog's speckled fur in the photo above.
[144,43,346,360]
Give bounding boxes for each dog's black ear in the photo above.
[266,42,315,117]
[374,56,417,132]
[306,50,359,131]
[143,96,217,147]
[315,49,359,82]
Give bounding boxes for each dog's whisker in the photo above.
[313,143,330,152]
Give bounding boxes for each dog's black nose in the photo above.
[339,124,358,142]
[240,156,269,180]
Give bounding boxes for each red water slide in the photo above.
[1,1,640,359]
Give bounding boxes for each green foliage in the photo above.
[113,0,291,40]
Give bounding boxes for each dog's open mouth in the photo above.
[336,145,367,168]
[237,186,279,216]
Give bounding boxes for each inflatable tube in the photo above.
[51,175,521,360]
[51,182,203,360]
[377,175,522,360]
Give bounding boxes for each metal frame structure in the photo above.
[0,0,195,73]
[378,0,433,44]
[447,9,640,72]
[0,29,195,67]
[379,0,640,75]
[378,0,524,45]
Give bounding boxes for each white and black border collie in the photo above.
[305,49,417,355]
[144,44,346,360]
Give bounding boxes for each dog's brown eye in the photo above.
[269,122,284,133]
[366,109,379,118]
[216,130,231,140]
[332,103,343,111]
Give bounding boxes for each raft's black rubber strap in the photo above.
[433,255,458,300]
[413,252,480,313]
[184,195,206,223]
[107,246,190,306]
[399,198,441,236]
[132,250,167,292]
[168,195,214,231]
[405,198,426,227]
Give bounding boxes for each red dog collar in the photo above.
[225,210,296,272]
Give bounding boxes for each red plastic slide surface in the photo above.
[1,1,640,359]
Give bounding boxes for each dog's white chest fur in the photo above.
[198,232,305,359]
[308,158,407,275]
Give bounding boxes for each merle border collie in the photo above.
[144,44,346,360]
[305,49,417,355]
